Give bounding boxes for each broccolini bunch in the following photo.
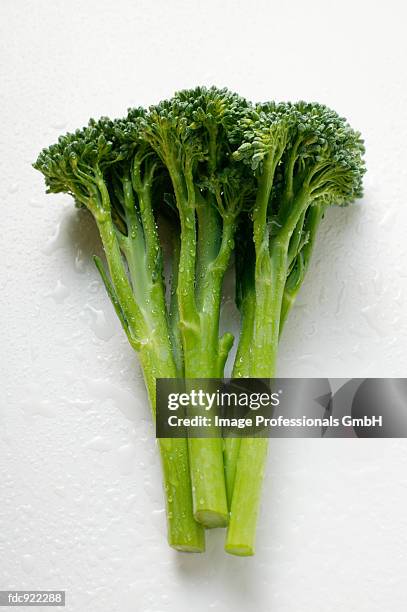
[34,87,365,555]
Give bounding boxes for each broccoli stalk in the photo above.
[225,102,365,555]
[140,88,252,527]
[33,116,205,552]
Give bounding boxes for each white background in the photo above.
[1,1,407,610]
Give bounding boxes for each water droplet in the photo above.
[84,436,112,453]
[44,279,70,303]
[81,304,116,341]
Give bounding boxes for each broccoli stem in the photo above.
[168,233,184,376]
[187,211,237,527]
[226,199,325,553]
[195,194,221,304]
[96,212,205,552]
[225,160,292,554]
[225,238,287,555]
[165,163,229,528]
[226,188,317,554]
[225,437,269,556]
[185,355,229,528]
[146,365,205,552]
[141,351,205,551]
[223,217,256,503]
[224,288,254,505]
[183,262,231,528]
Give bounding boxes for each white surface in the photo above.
[1,1,407,610]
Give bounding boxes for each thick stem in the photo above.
[225,437,269,556]
[249,154,281,374]
[139,349,205,552]
[186,356,228,528]
[226,191,313,553]
[96,205,204,552]
[159,438,205,551]
[195,193,221,308]
[226,239,288,556]
[226,197,321,553]
[188,438,228,528]
[166,160,228,527]
[187,214,237,526]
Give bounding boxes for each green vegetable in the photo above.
[138,88,252,527]
[225,102,365,555]
[33,112,205,552]
[34,89,365,556]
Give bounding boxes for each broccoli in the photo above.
[139,88,253,528]
[225,101,365,555]
[34,89,365,556]
[33,110,206,552]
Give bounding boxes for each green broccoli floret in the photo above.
[225,101,365,556]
